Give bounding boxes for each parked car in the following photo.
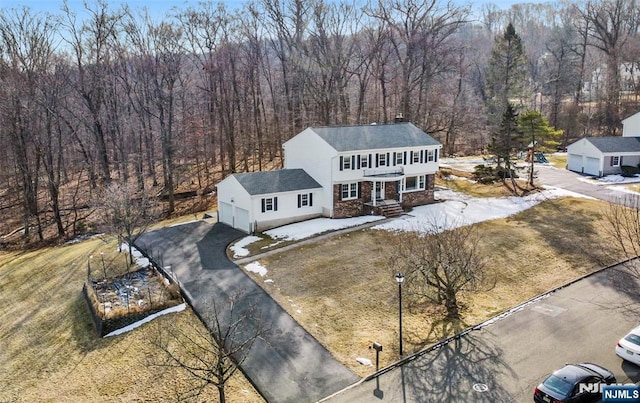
[616,325,640,366]
[533,363,616,402]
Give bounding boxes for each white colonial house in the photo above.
[567,111,640,177]
[217,122,442,233]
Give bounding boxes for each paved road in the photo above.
[323,264,640,402]
[136,222,359,403]
[535,164,637,205]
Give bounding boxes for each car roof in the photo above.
[551,364,601,384]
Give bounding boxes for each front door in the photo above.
[375,182,385,200]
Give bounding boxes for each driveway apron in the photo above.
[136,221,359,403]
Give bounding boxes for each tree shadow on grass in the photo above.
[516,198,609,267]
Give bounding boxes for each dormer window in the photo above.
[412,151,420,163]
[379,153,387,166]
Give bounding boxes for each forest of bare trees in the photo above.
[1,0,639,245]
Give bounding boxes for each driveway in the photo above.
[136,222,359,403]
[323,262,640,402]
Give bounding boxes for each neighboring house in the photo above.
[217,122,442,233]
[567,111,640,176]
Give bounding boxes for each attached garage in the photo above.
[216,169,322,234]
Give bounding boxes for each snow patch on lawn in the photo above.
[230,235,262,258]
[245,261,268,277]
[264,215,385,241]
[104,303,186,337]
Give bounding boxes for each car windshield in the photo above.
[625,333,640,346]
[543,375,574,397]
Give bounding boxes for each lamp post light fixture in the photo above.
[395,272,405,356]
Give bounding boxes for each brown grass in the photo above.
[0,237,263,403]
[242,196,620,377]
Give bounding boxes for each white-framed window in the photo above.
[378,153,387,166]
[412,150,420,163]
[298,193,313,208]
[395,152,404,165]
[610,156,620,166]
[261,197,278,212]
[360,155,368,168]
[341,183,359,200]
[405,175,426,191]
[342,156,352,170]
[427,150,435,162]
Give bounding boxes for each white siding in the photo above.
[622,112,640,137]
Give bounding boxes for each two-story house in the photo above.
[216,122,442,233]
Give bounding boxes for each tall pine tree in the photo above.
[486,23,529,124]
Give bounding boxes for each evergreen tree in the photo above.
[519,110,563,186]
[488,103,522,186]
[485,23,529,123]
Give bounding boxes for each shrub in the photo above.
[621,165,640,177]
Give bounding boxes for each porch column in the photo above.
[372,180,377,207]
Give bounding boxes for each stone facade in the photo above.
[401,174,435,208]
[333,184,365,218]
[334,174,436,217]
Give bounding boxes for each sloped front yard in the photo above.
[239,196,620,377]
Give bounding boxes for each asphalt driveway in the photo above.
[136,222,359,403]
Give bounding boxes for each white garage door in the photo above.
[234,207,250,233]
[219,202,233,226]
[584,157,600,176]
[567,154,582,173]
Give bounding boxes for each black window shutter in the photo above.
[357,155,361,169]
[261,199,266,212]
[404,151,407,164]
[274,197,278,211]
[339,156,343,171]
[309,193,313,206]
[357,182,361,198]
[351,155,356,170]
[420,150,424,163]
[393,152,397,166]
[369,154,372,167]
[386,152,390,166]
[375,154,379,167]
[620,156,624,165]
[409,151,413,164]
[298,194,301,208]
[610,156,614,166]
[435,149,438,162]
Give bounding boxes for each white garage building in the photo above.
[216,169,322,233]
[566,111,640,177]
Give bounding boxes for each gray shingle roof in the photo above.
[587,136,640,153]
[233,169,321,195]
[309,122,440,152]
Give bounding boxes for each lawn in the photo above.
[0,169,625,399]
[241,195,621,377]
[0,238,263,402]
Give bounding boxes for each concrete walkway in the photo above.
[136,222,359,403]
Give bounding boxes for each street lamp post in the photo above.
[395,272,404,356]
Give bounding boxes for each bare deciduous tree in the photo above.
[98,181,157,264]
[385,221,492,320]
[149,292,267,403]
